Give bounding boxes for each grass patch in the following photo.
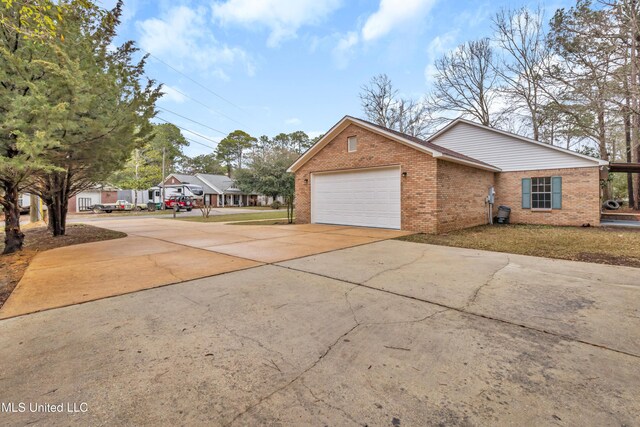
[228,219,294,225]
[171,210,290,223]
[397,224,640,268]
[232,206,281,211]
[0,224,126,308]
[70,209,175,217]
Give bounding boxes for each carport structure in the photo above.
[601,163,640,226]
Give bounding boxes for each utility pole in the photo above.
[29,193,39,223]
[134,149,140,209]
[161,147,166,210]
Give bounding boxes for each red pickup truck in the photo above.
[164,195,194,212]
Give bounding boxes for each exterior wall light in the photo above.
[304,178,309,184]
[402,172,408,177]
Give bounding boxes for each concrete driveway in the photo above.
[1,224,639,426]
[0,219,409,319]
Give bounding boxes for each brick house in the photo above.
[288,116,608,233]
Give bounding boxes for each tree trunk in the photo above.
[633,26,640,210]
[29,193,39,223]
[286,194,294,224]
[624,68,636,207]
[2,183,25,254]
[42,172,70,236]
[625,109,635,208]
[597,109,610,201]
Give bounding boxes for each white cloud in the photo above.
[424,29,458,85]
[160,85,187,104]
[331,0,437,67]
[361,0,437,42]
[427,30,458,58]
[212,0,343,47]
[332,31,359,68]
[285,117,302,125]
[136,6,253,76]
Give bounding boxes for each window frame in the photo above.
[530,176,552,211]
[347,136,358,152]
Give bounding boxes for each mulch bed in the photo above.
[0,224,126,309]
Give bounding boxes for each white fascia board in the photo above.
[434,153,502,172]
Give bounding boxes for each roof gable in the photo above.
[429,119,606,171]
[196,174,237,193]
[287,116,501,173]
[164,173,218,194]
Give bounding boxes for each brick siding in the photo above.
[295,124,437,233]
[101,191,118,204]
[294,123,601,233]
[436,160,494,233]
[67,195,77,213]
[494,167,601,226]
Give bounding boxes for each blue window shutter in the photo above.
[522,178,531,209]
[552,176,562,209]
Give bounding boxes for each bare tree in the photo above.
[608,0,640,208]
[493,7,551,140]
[428,38,500,127]
[360,74,432,138]
[360,74,397,128]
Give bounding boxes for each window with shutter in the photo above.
[552,176,562,209]
[531,177,552,209]
[521,178,531,209]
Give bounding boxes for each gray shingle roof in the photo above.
[164,173,255,195]
[165,174,217,194]
[196,174,239,193]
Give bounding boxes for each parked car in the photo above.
[90,200,148,214]
[164,195,194,212]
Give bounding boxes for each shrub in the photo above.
[270,200,282,209]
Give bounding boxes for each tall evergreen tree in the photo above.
[0,0,75,253]
[26,1,161,235]
[215,130,257,177]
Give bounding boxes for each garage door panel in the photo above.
[311,167,401,229]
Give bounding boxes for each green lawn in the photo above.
[171,210,290,223]
[397,224,640,268]
[231,206,281,211]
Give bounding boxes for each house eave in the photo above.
[435,154,502,172]
[287,116,495,173]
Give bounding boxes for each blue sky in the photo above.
[102,0,571,157]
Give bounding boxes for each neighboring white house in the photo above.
[159,173,283,207]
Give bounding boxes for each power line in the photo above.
[158,107,227,136]
[163,85,246,127]
[155,116,221,146]
[184,136,217,152]
[144,50,249,115]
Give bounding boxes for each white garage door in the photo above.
[311,167,401,229]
